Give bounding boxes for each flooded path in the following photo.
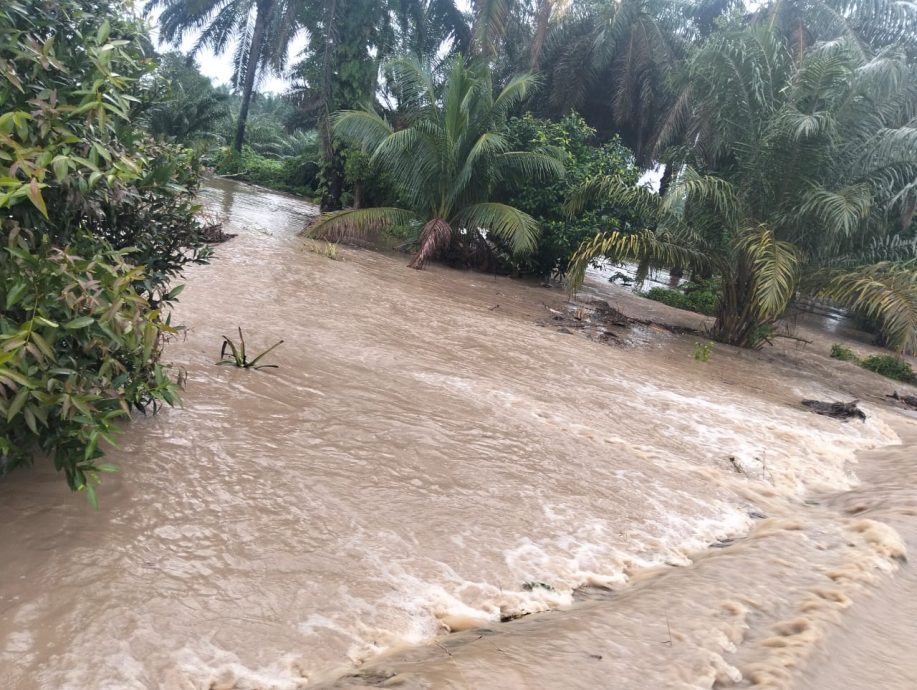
[1,178,915,689]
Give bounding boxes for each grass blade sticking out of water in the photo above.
[217,328,283,370]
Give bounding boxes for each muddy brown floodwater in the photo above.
[1,178,915,690]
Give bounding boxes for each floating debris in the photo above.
[886,391,917,410]
[801,399,866,422]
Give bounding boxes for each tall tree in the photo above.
[568,24,917,351]
[291,0,394,210]
[144,52,231,142]
[147,0,300,151]
[392,0,471,58]
[308,57,564,269]
[534,0,692,166]
[529,0,560,69]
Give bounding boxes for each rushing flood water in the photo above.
[1,178,915,689]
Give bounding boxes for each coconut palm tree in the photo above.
[146,0,300,151]
[568,26,917,351]
[308,56,564,269]
[534,0,710,168]
[393,0,472,58]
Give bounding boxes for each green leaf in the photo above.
[0,367,34,388]
[84,483,99,510]
[96,19,111,45]
[23,405,38,434]
[5,281,28,309]
[64,316,95,329]
[7,386,30,422]
[27,178,48,218]
[30,331,55,360]
[52,156,69,181]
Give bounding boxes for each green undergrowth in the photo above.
[643,280,719,316]
[830,345,916,384]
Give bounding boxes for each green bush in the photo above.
[1,0,206,498]
[215,146,317,196]
[828,345,916,383]
[860,355,916,383]
[0,231,182,502]
[644,287,691,310]
[830,344,859,362]
[501,113,640,278]
[644,281,719,316]
[144,52,230,145]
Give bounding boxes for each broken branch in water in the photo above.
[772,333,813,345]
[801,399,866,422]
[887,391,917,410]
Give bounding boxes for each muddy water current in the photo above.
[1,178,915,689]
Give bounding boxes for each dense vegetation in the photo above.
[141,0,916,352]
[831,345,917,383]
[2,0,916,494]
[309,57,564,269]
[0,0,207,500]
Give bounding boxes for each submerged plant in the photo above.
[859,355,916,384]
[693,341,713,362]
[305,239,340,260]
[830,344,859,362]
[827,345,916,383]
[217,328,283,370]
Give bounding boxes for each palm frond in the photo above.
[819,263,917,352]
[738,224,801,319]
[387,55,438,114]
[408,218,453,269]
[566,175,661,217]
[567,228,713,290]
[494,151,566,182]
[333,109,394,151]
[674,168,742,225]
[799,184,872,239]
[472,0,511,56]
[492,73,540,117]
[453,203,540,255]
[449,131,509,205]
[306,208,419,243]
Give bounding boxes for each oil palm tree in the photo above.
[308,56,564,269]
[393,0,472,58]
[568,26,917,351]
[535,0,698,168]
[147,0,299,151]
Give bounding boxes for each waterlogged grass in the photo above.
[830,344,858,362]
[860,355,916,383]
[304,239,342,260]
[830,344,916,384]
[217,328,284,370]
[693,342,713,362]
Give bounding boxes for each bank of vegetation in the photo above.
[1,0,916,495]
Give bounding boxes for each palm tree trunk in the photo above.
[529,0,553,70]
[408,218,453,269]
[901,195,916,233]
[711,265,768,348]
[658,164,674,196]
[352,181,364,209]
[319,0,344,212]
[233,0,273,152]
[668,266,683,287]
[634,256,651,287]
